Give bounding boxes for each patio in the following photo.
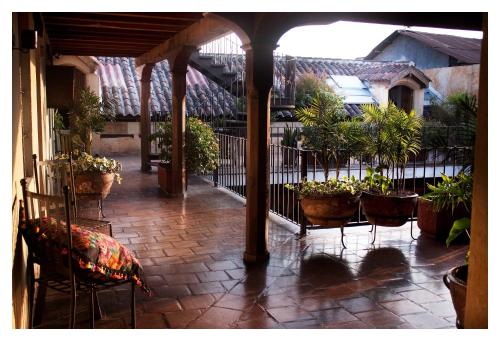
[36,155,467,329]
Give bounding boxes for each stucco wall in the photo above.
[424,64,480,98]
[92,122,141,155]
[12,12,51,328]
[373,35,450,69]
[368,82,424,115]
[53,55,101,94]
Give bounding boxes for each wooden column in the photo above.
[139,64,154,172]
[169,46,195,196]
[243,42,275,263]
[171,67,187,196]
[464,15,488,329]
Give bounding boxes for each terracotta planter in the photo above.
[75,173,115,199]
[158,163,173,194]
[417,198,470,242]
[443,265,467,328]
[300,192,360,227]
[360,191,418,227]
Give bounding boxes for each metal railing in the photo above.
[206,129,473,229]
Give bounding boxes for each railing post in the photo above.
[299,149,308,236]
[214,164,219,188]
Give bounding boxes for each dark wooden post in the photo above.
[243,42,275,263]
[464,14,488,329]
[169,46,196,197]
[139,64,154,172]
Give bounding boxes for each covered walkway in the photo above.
[37,156,466,329]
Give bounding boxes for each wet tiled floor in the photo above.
[38,156,467,329]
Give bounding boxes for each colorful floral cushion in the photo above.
[21,217,150,294]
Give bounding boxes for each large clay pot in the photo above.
[158,163,173,194]
[300,192,360,227]
[443,265,467,328]
[75,173,115,199]
[158,163,187,194]
[360,191,418,227]
[417,198,470,242]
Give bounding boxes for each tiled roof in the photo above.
[96,57,424,120]
[365,30,482,65]
[97,57,235,120]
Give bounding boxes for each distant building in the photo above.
[365,29,481,69]
[365,30,482,112]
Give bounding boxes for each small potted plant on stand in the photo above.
[56,151,122,199]
[359,102,423,240]
[56,88,121,198]
[150,117,219,194]
[285,90,367,246]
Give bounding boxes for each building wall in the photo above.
[368,81,424,115]
[424,64,480,98]
[373,35,450,69]
[12,12,50,328]
[92,122,141,155]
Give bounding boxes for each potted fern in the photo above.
[286,90,367,229]
[443,213,473,329]
[150,117,219,194]
[417,172,472,242]
[360,102,423,227]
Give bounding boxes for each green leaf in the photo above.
[446,217,471,247]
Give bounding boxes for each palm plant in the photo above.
[297,90,366,180]
[362,102,423,194]
[281,124,299,148]
[71,88,115,154]
[426,92,477,172]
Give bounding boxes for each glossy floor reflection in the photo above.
[37,156,467,329]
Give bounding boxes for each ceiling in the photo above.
[42,12,204,57]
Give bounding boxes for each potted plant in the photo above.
[54,151,122,199]
[443,215,472,329]
[287,176,367,227]
[58,88,121,197]
[360,102,423,227]
[417,172,472,242]
[286,90,367,234]
[150,117,219,194]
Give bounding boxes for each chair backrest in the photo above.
[32,153,80,218]
[20,178,74,279]
[57,130,72,155]
[32,154,70,196]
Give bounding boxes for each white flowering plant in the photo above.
[285,176,367,198]
[54,151,123,184]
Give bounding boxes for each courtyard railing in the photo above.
[206,128,473,228]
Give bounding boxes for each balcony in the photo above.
[35,156,467,328]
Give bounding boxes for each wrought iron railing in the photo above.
[206,128,473,229]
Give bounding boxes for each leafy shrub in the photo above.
[150,117,219,174]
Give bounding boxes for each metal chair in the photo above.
[32,154,112,237]
[20,178,136,328]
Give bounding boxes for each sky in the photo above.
[275,21,483,59]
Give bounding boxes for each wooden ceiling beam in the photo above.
[45,21,184,33]
[136,15,231,66]
[43,13,201,26]
[50,37,160,46]
[93,12,203,22]
[46,29,170,40]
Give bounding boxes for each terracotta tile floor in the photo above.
[37,156,467,329]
